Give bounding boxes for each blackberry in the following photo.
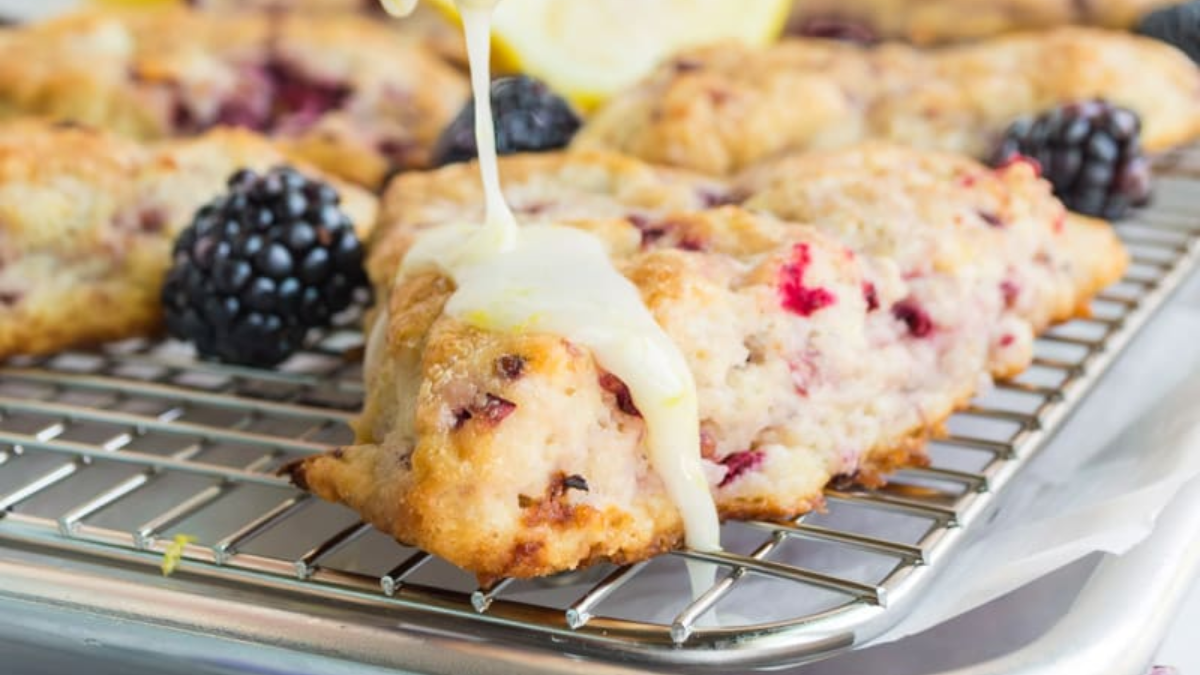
[431,75,581,166]
[162,166,369,367]
[1137,1,1200,65]
[990,100,1152,220]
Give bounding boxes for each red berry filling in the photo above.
[454,393,517,429]
[791,16,878,44]
[169,60,351,136]
[994,153,1043,177]
[627,214,708,251]
[1000,280,1020,308]
[495,354,526,379]
[862,282,880,312]
[599,372,642,417]
[978,210,1006,228]
[779,243,836,317]
[892,300,933,338]
[698,188,740,208]
[718,449,765,488]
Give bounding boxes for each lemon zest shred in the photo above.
[161,534,197,577]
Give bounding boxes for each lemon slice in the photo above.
[426,0,790,110]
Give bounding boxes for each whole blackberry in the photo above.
[162,166,369,367]
[1137,1,1200,65]
[431,75,581,166]
[991,100,1152,220]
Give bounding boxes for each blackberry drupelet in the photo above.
[162,166,369,367]
[1137,1,1200,65]
[431,75,581,166]
[991,100,1152,220]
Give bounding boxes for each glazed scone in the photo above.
[788,0,1180,44]
[0,8,468,188]
[575,28,1200,175]
[364,151,730,293]
[0,120,376,360]
[287,147,1125,582]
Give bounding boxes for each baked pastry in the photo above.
[186,0,466,67]
[287,146,1126,582]
[574,28,1200,175]
[0,7,468,188]
[788,0,1180,44]
[0,120,376,360]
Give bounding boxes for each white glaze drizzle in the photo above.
[383,1,721,553]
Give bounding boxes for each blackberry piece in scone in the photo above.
[574,28,1200,175]
[0,120,376,360]
[0,8,468,188]
[287,147,1125,582]
[788,0,1181,45]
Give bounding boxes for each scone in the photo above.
[0,120,376,360]
[0,8,468,188]
[186,0,466,66]
[788,0,1179,44]
[287,147,1126,582]
[575,28,1200,175]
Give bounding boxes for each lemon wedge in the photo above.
[426,0,790,109]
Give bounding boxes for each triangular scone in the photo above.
[0,120,376,359]
[289,147,1125,582]
[734,144,1127,378]
[574,27,1200,174]
[0,7,467,187]
[786,0,1179,45]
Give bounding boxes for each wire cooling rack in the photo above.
[0,148,1198,673]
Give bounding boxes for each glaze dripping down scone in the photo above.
[0,121,376,360]
[287,147,1126,582]
[0,7,468,187]
[574,27,1200,175]
[787,0,1179,44]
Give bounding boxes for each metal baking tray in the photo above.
[0,147,1198,674]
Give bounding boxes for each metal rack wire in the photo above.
[0,147,1198,672]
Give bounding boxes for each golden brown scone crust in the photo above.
[787,0,1180,44]
[0,7,468,188]
[575,28,1200,175]
[289,146,1126,582]
[0,120,376,360]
